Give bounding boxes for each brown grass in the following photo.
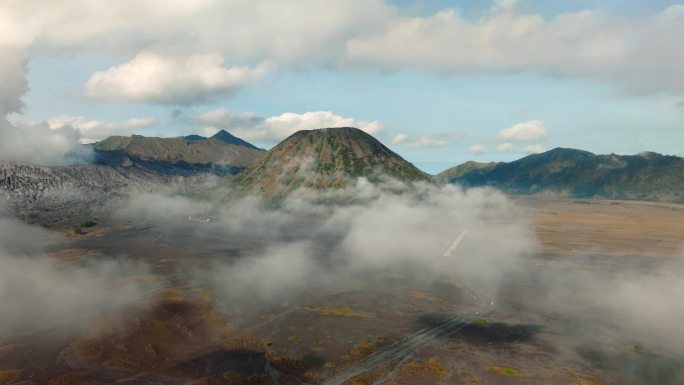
[305,306,371,319]
[521,197,684,258]
[410,291,440,302]
[489,365,520,376]
[401,357,447,377]
[0,370,22,385]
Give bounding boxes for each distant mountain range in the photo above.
[231,127,428,199]
[3,128,684,226]
[438,148,684,202]
[1,130,265,223]
[93,129,264,174]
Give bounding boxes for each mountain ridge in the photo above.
[439,147,684,202]
[93,131,264,172]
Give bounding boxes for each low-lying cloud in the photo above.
[113,178,535,309]
[109,172,684,357]
[0,203,148,337]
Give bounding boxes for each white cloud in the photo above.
[48,115,157,143]
[498,120,547,141]
[3,1,683,97]
[389,133,449,148]
[497,142,514,152]
[347,6,684,95]
[0,48,28,116]
[391,133,408,145]
[196,109,382,143]
[523,143,545,154]
[84,52,271,105]
[414,136,449,148]
[2,0,391,63]
[0,46,89,164]
[0,120,92,165]
[469,144,486,155]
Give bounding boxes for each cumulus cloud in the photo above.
[469,144,486,155]
[347,6,684,95]
[196,109,383,142]
[0,120,93,165]
[49,115,156,143]
[85,52,271,105]
[498,120,547,141]
[391,133,408,145]
[497,142,514,152]
[0,48,92,164]
[522,143,545,154]
[5,1,684,99]
[2,0,391,62]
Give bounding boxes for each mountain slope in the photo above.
[435,161,499,183]
[210,129,261,150]
[441,148,684,202]
[232,127,428,198]
[1,130,264,224]
[0,160,213,225]
[93,131,264,173]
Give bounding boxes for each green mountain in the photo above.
[439,148,684,202]
[93,130,265,174]
[210,129,261,150]
[231,127,429,199]
[435,161,499,183]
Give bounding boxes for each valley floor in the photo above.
[1,197,683,385]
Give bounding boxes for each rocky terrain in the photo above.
[0,160,211,226]
[1,130,265,225]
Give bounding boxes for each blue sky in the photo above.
[3,0,684,172]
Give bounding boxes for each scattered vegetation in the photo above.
[473,319,488,326]
[0,369,22,385]
[489,365,520,376]
[305,305,371,318]
[634,342,646,354]
[401,357,447,377]
[346,369,385,385]
[222,370,271,385]
[73,220,97,234]
[269,356,314,379]
[411,291,440,302]
[348,339,377,359]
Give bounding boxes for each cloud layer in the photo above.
[4,1,684,105]
[0,203,147,337]
[347,6,684,95]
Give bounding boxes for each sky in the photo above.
[1,0,684,173]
